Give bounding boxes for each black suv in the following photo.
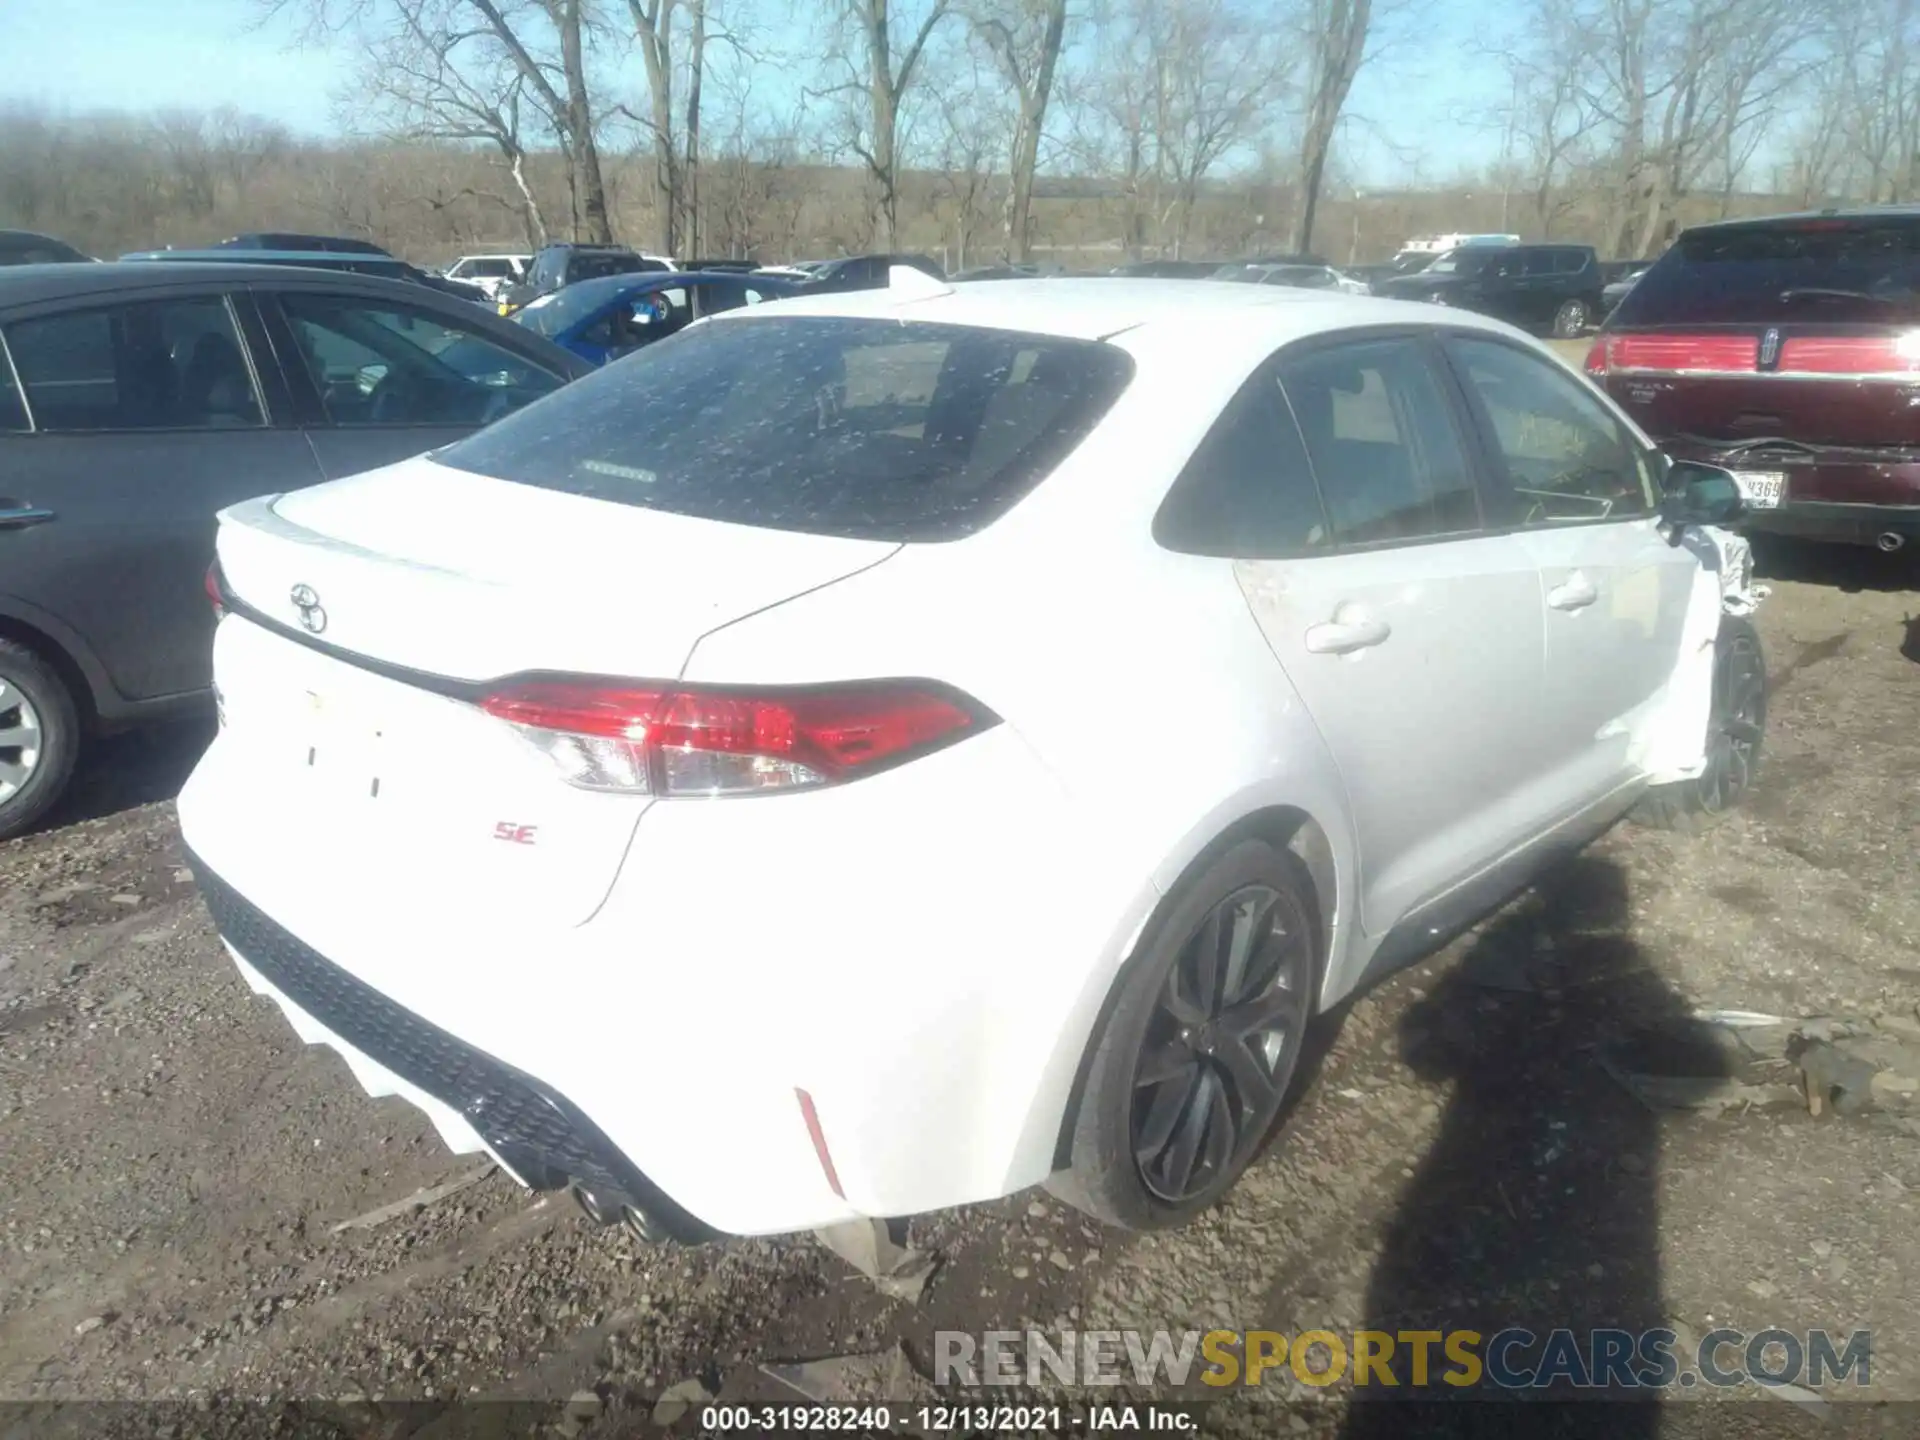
[1,230,93,265]
[1373,244,1605,337]
[216,233,391,256]
[498,244,671,313]
[799,254,946,293]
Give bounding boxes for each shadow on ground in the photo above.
[1329,855,1729,1433]
[1751,536,1918,596]
[41,717,215,832]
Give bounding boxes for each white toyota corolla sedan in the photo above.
[180,273,1768,1242]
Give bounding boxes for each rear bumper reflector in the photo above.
[795,1087,846,1200]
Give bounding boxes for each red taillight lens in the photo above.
[204,562,227,618]
[1777,335,1920,375]
[478,679,993,796]
[1584,337,1611,376]
[1609,334,1758,372]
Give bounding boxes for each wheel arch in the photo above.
[0,602,108,731]
[1037,796,1352,1176]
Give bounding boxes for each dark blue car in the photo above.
[509,270,799,365]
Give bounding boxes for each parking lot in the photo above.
[0,531,1913,1426]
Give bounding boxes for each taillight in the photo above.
[204,562,227,619]
[1584,337,1611,376]
[1777,335,1920,375]
[1607,334,1758,373]
[478,678,996,796]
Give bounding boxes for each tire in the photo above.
[1633,614,1767,833]
[1552,299,1591,337]
[0,638,80,842]
[1048,839,1319,1231]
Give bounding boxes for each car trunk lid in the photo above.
[206,455,899,929]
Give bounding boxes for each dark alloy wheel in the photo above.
[1049,839,1319,1230]
[1131,883,1312,1203]
[1697,621,1766,813]
[1632,614,1767,832]
[1553,299,1590,337]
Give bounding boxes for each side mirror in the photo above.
[1659,459,1746,535]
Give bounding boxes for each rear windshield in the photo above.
[435,316,1136,542]
[1614,220,1920,325]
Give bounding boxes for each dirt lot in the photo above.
[1,537,1916,1434]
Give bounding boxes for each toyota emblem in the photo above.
[290,583,328,635]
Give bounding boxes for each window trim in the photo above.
[0,329,32,432]
[1436,328,1661,533]
[260,286,566,431]
[0,291,273,437]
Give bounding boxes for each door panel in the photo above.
[1443,333,1697,801]
[1257,335,1554,935]
[1236,539,1552,936]
[0,291,323,700]
[0,431,322,698]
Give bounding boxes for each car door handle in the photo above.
[1547,573,1599,610]
[1304,616,1392,654]
[0,505,55,530]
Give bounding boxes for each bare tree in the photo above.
[1149,0,1286,255]
[341,0,557,244]
[968,0,1070,262]
[1289,0,1371,254]
[928,49,1007,268]
[266,0,613,241]
[824,0,952,247]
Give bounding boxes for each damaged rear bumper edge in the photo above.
[185,847,722,1246]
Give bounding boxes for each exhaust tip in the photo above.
[1876,531,1906,553]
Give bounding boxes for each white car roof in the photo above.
[731,275,1523,349]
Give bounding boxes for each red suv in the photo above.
[1587,208,1920,553]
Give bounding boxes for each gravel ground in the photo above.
[1,538,1916,1436]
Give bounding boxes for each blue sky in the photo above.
[0,0,1500,186]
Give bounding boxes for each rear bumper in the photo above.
[189,851,717,1242]
[178,714,1158,1238]
[1659,440,1920,548]
[1741,501,1920,548]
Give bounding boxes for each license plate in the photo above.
[1730,470,1786,509]
[304,690,383,793]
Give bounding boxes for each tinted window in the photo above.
[464,258,515,278]
[1277,338,1480,546]
[3,296,262,431]
[1615,220,1920,325]
[1426,250,1495,276]
[436,316,1135,542]
[1448,336,1655,524]
[280,293,561,427]
[568,253,656,284]
[1154,371,1328,558]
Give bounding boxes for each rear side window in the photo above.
[435,316,1136,542]
[1154,372,1328,558]
[3,296,263,431]
[1277,338,1480,546]
[1615,221,1920,325]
